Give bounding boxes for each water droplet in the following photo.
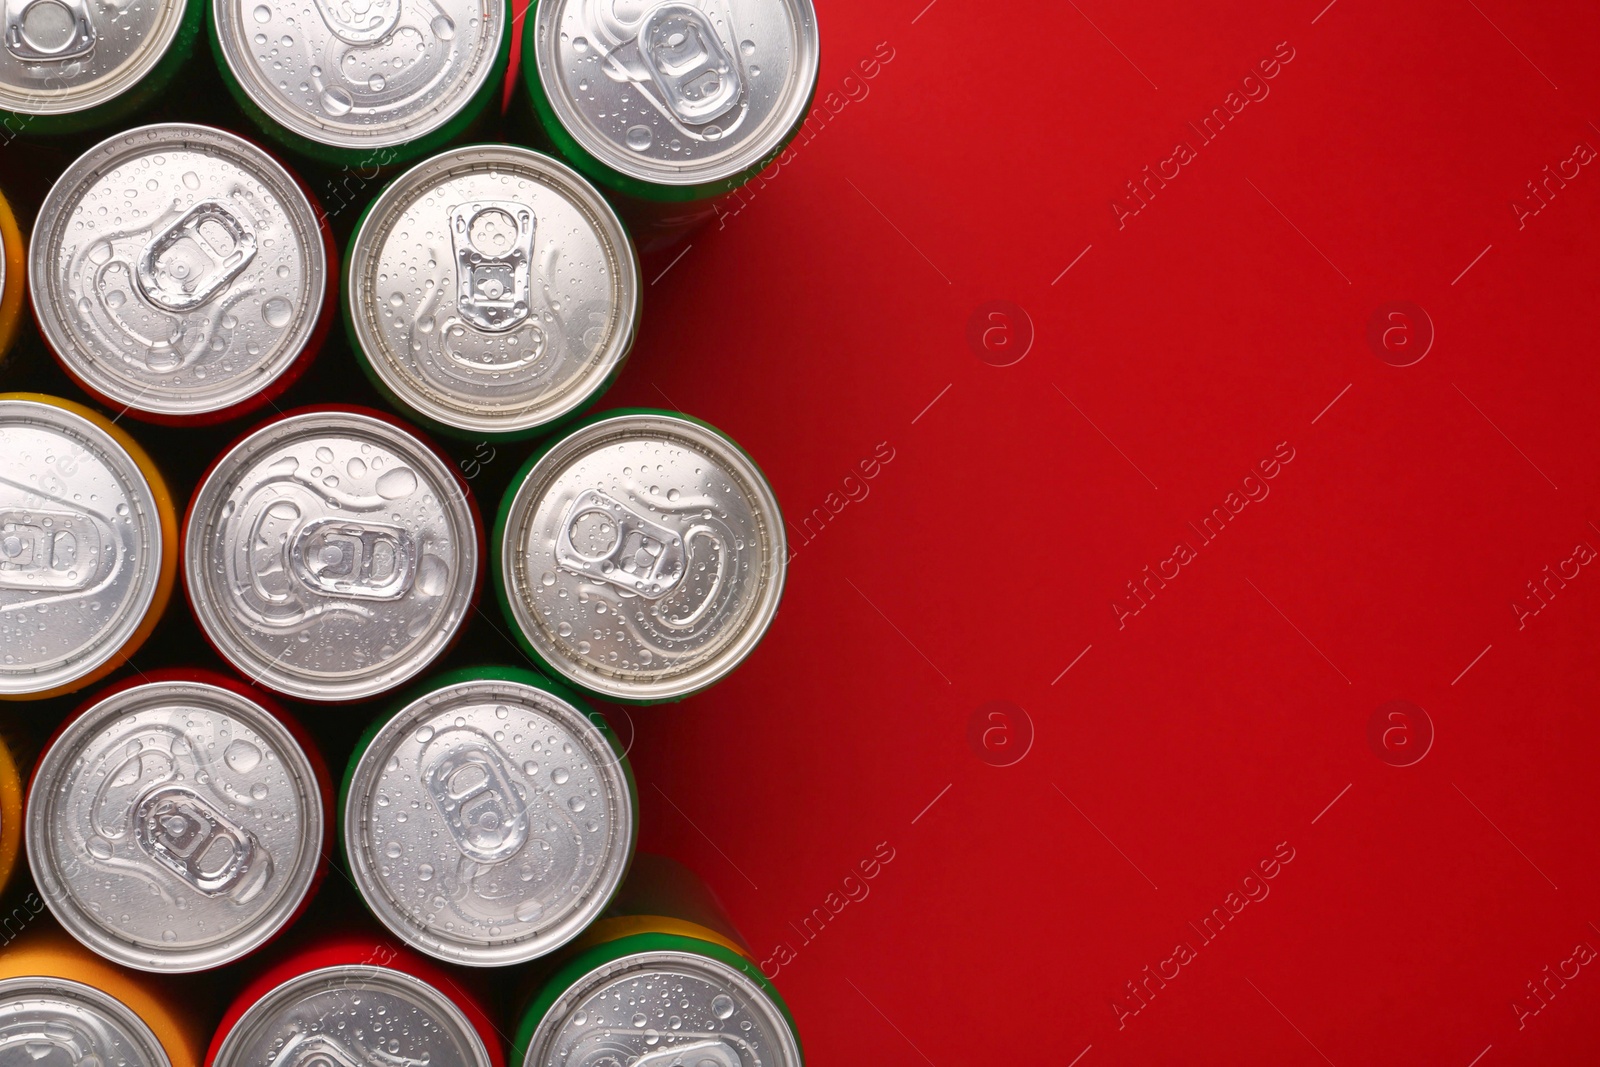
[320,86,354,116]
[162,929,177,942]
[263,298,292,328]
[625,125,652,151]
[711,994,735,1019]
[418,863,434,881]
[572,36,588,53]
[104,290,126,309]
[551,767,569,785]
[632,1014,648,1028]
[224,739,262,772]
[416,726,435,743]
[385,841,403,859]
[416,554,449,596]
[250,782,269,800]
[376,467,417,499]
[740,39,755,55]
[252,4,270,21]
[87,836,112,859]
[567,796,585,813]
[430,13,454,39]
[514,898,543,923]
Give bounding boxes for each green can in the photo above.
[0,0,200,137]
[209,0,510,167]
[340,665,639,968]
[518,0,819,253]
[512,853,804,1067]
[494,409,787,705]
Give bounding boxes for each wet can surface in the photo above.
[0,183,23,364]
[521,0,819,250]
[0,393,177,701]
[31,124,334,425]
[26,670,330,973]
[494,410,785,704]
[206,934,503,1067]
[0,0,199,135]
[184,406,482,702]
[0,929,209,1067]
[210,0,510,166]
[341,665,636,966]
[512,854,802,1067]
[345,145,639,441]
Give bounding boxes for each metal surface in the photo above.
[0,0,185,115]
[348,146,638,436]
[0,977,171,1067]
[0,398,163,696]
[185,409,478,701]
[523,950,800,1067]
[31,124,326,418]
[212,0,505,150]
[345,674,634,965]
[532,0,818,187]
[212,966,490,1067]
[501,412,784,701]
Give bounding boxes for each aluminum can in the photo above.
[0,0,200,136]
[520,0,819,251]
[512,854,802,1067]
[345,145,640,441]
[341,665,636,966]
[210,0,511,167]
[30,124,335,425]
[0,393,177,701]
[0,928,209,1067]
[25,670,330,972]
[0,182,23,364]
[205,934,504,1067]
[494,409,785,703]
[184,406,482,702]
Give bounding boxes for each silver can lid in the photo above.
[212,966,491,1067]
[532,0,819,188]
[0,0,186,117]
[502,413,784,701]
[0,977,171,1067]
[345,675,634,966]
[523,950,800,1067]
[26,679,326,972]
[31,125,328,420]
[348,146,639,437]
[185,409,479,702]
[212,0,506,152]
[0,397,164,697]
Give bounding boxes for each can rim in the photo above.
[346,145,640,435]
[212,965,493,1067]
[0,976,173,1067]
[531,0,820,188]
[0,0,188,116]
[344,674,636,965]
[0,396,164,697]
[210,0,507,150]
[183,407,481,702]
[522,948,802,1067]
[500,411,786,702]
[29,123,328,418]
[25,679,327,973]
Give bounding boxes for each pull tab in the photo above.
[4,0,95,62]
[638,3,742,126]
[629,1040,741,1067]
[311,0,401,45]
[0,509,108,591]
[424,731,529,864]
[136,201,258,313]
[556,489,686,599]
[135,785,271,900]
[450,201,536,333]
[290,517,416,600]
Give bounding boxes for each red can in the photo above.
[206,934,505,1067]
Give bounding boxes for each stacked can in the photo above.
[0,181,22,363]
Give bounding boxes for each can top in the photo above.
[212,0,505,151]
[0,0,186,117]
[0,977,172,1067]
[348,146,639,436]
[0,397,164,696]
[31,125,327,419]
[345,675,634,966]
[501,412,785,701]
[523,949,800,1067]
[187,409,479,702]
[532,0,819,188]
[27,679,325,972]
[213,965,491,1067]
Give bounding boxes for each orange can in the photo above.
[0,723,21,896]
[0,926,208,1067]
[0,394,177,700]
[0,184,23,364]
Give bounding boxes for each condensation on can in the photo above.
[31,124,333,424]
[345,145,639,440]
[0,394,177,701]
[183,406,482,703]
[494,409,786,704]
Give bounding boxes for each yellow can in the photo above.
[0,185,22,364]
